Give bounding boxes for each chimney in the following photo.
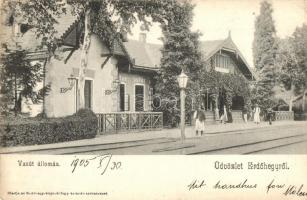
[228,30,232,39]
[139,33,146,43]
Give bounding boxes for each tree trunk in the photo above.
[302,88,306,112]
[42,58,48,116]
[14,73,17,116]
[78,9,91,109]
[289,83,294,111]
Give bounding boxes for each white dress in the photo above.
[219,106,228,122]
[253,107,261,123]
[193,111,205,133]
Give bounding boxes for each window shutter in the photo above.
[124,94,130,111]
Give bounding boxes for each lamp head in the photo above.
[177,70,188,89]
[67,74,75,88]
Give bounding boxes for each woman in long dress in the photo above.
[219,105,228,124]
[193,107,206,137]
[253,104,261,124]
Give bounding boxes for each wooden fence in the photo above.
[96,112,163,134]
[273,111,294,121]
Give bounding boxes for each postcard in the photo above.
[0,0,306,199]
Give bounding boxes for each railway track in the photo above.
[187,134,306,155]
[1,137,178,155]
[2,123,306,155]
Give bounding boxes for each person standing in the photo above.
[242,106,248,123]
[219,105,228,124]
[267,108,273,125]
[193,107,206,137]
[253,104,261,124]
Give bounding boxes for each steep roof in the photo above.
[124,36,255,80]
[3,5,80,51]
[200,36,256,80]
[3,7,255,79]
[199,40,224,59]
[123,40,161,70]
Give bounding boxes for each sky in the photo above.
[129,0,306,68]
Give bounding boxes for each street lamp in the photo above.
[67,75,75,88]
[177,70,188,142]
[60,74,76,93]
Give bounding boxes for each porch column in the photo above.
[214,94,219,120]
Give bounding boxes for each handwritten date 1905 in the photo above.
[70,154,121,175]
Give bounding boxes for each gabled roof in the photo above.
[200,36,256,80]
[124,36,255,80]
[199,40,224,59]
[3,5,80,51]
[3,6,255,79]
[123,40,161,70]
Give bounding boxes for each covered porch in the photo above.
[188,89,246,124]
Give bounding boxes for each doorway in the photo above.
[84,80,92,109]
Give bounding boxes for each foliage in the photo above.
[0,50,50,116]
[252,0,277,71]
[1,0,67,51]
[0,108,97,147]
[2,0,182,110]
[153,1,203,127]
[199,70,252,110]
[272,25,307,111]
[291,25,307,93]
[74,108,97,118]
[2,0,179,53]
[252,0,278,110]
[275,37,306,99]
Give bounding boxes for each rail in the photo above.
[273,111,294,121]
[96,112,163,134]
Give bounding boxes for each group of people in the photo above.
[243,104,273,125]
[192,103,274,137]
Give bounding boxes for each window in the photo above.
[119,83,130,111]
[135,85,144,111]
[214,54,231,73]
[214,54,230,69]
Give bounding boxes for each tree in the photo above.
[0,50,49,116]
[289,25,307,111]
[253,0,277,71]
[154,1,204,127]
[3,0,180,110]
[252,0,278,110]
[276,37,305,111]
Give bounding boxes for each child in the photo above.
[193,107,206,136]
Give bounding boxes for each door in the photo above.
[135,85,144,111]
[84,80,92,109]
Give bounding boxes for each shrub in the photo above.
[74,108,97,119]
[0,109,98,147]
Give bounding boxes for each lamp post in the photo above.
[177,70,188,142]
